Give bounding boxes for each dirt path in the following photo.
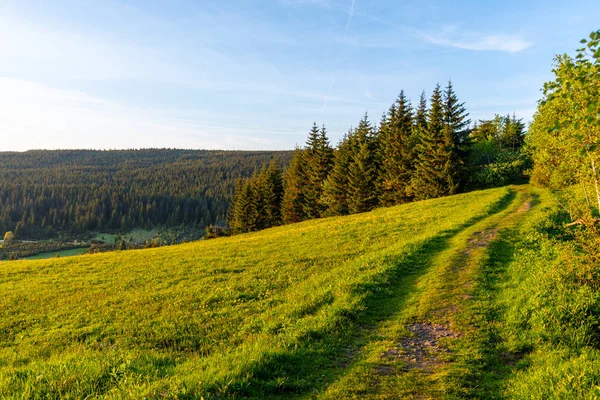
[386,223,502,379]
[374,192,534,398]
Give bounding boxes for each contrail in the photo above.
[343,0,356,41]
[323,0,356,111]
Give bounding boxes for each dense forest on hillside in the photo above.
[229,82,529,233]
[0,84,527,241]
[0,149,292,239]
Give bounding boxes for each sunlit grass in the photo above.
[0,187,511,398]
[24,247,89,260]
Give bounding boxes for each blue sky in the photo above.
[0,0,598,151]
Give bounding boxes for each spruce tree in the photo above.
[249,170,267,231]
[322,131,354,216]
[228,178,255,233]
[412,84,452,200]
[407,91,427,199]
[347,114,379,213]
[380,91,414,206]
[228,158,284,234]
[354,112,378,148]
[442,80,472,192]
[262,158,284,227]
[348,141,379,213]
[282,148,307,224]
[499,113,526,150]
[377,107,394,161]
[302,123,334,218]
[376,110,392,199]
[415,91,428,130]
[227,178,242,233]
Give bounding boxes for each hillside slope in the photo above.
[0,149,292,239]
[3,185,594,399]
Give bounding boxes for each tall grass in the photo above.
[501,191,600,398]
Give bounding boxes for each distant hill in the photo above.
[0,149,292,239]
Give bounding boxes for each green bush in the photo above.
[468,150,530,189]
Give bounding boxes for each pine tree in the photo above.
[322,131,354,216]
[442,80,472,192]
[347,114,379,213]
[282,148,307,224]
[302,123,334,218]
[380,91,414,206]
[412,84,452,200]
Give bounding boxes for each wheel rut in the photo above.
[374,193,534,397]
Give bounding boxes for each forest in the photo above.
[0,86,527,242]
[229,82,528,233]
[0,149,291,239]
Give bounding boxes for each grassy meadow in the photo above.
[91,229,159,245]
[24,248,89,260]
[1,185,599,398]
[0,186,512,398]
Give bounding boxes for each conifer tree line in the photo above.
[0,149,293,239]
[229,81,528,233]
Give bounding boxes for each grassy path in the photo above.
[318,185,535,399]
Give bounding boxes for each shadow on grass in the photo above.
[198,191,518,399]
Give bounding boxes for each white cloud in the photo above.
[418,30,533,53]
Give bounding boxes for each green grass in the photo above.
[410,187,600,400]
[446,188,600,399]
[317,186,533,399]
[91,228,159,245]
[0,187,513,398]
[1,185,597,399]
[24,248,89,260]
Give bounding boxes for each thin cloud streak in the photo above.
[3,0,588,151]
[417,31,533,53]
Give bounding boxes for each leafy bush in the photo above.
[468,149,530,189]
